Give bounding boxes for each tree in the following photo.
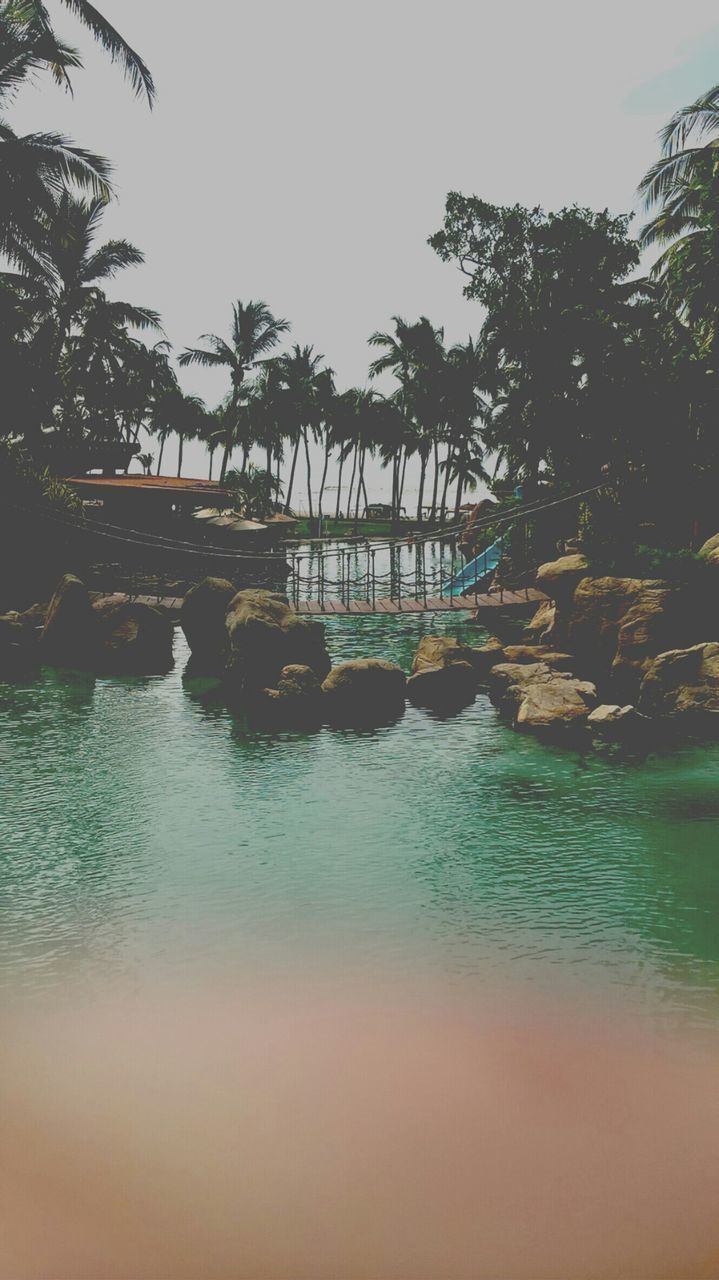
[179,300,290,482]
[640,85,719,359]
[0,4,112,272]
[225,464,282,521]
[272,343,327,519]
[368,316,448,522]
[137,450,153,475]
[24,0,155,102]
[430,197,642,488]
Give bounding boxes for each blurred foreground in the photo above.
[2,977,719,1279]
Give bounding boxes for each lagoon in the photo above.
[1,612,719,1022]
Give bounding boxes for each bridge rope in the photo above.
[7,481,605,607]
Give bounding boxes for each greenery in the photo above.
[1,2,718,547]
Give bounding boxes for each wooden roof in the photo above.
[67,475,231,501]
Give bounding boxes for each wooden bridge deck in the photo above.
[293,588,548,615]
[120,588,549,617]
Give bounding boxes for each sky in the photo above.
[14,0,719,502]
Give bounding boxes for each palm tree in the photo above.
[368,316,446,523]
[441,337,489,519]
[273,344,326,519]
[225,464,282,521]
[62,292,161,441]
[4,192,154,425]
[639,83,719,216]
[137,450,153,475]
[24,0,155,102]
[179,300,290,482]
[640,86,719,356]
[0,5,112,272]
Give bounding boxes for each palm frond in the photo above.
[58,0,155,103]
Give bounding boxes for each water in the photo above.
[2,613,719,1022]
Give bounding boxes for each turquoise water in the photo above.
[1,613,719,1019]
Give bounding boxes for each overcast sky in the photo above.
[15,0,719,493]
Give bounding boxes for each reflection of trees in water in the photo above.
[293,537,460,602]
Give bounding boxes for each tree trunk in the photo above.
[318,437,331,522]
[440,446,454,523]
[303,428,314,524]
[284,433,301,513]
[156,435,165,476]
[416,453,427,523]
[454,467,465,520]
[219,440,232,484]
[353,448,365,532]
[335,449,345,519]
[391,454,400,525]
[208,447,215,480]
[177,433,184,478]
[240,445,250,477]
[430,438,440,523]
[398,450,408,516]
[346,443,359,525]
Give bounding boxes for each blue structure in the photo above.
[447,536,503,597]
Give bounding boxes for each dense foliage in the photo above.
[1,2,718,544]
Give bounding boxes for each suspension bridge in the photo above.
[8,483,603,615]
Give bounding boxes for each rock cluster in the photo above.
[515,541,719,740]
[488,662,597,735]
[0,574,174,676]
[7,546,719,743]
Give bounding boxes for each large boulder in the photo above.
[488,661,596,735]
[0,611,39,677]
[97,601,174,674]
[566,576,717,700]
[252,664,323,730]
[180,578,235,664]
[567,577,653,667]
[609,585,689,699]
[225,589,331,691]
[698,533,719,567]
[638,643,719,732]
[536,554,589,603]
[501,645,576,671]
[587,703,647,739]
[40,574,100,666]
[407,636,477,710]
[523,598,556,642]
[466,637,505,682]
[322,659,406,726]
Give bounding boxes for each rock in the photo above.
[501,645,576,671]
[566,576,716,700]
[40,574,100,666]
[0,612,38,677]
[407,636,478,709]
[322,659,406,726]
[252,665,323,729]
[488,661,596,734]
[523,599,556,641]
[587,703,646,738]
[698,533,719,566]
[180,578,235,664]
[98,601,174,674]
[17,601,49,633]
[515,676,597,733]
[609,585,688,699]
[638,643,719,732]
[466,637,505,681]
[225,589,331,691]
[536,554,589,602]
[568,577,651,665]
